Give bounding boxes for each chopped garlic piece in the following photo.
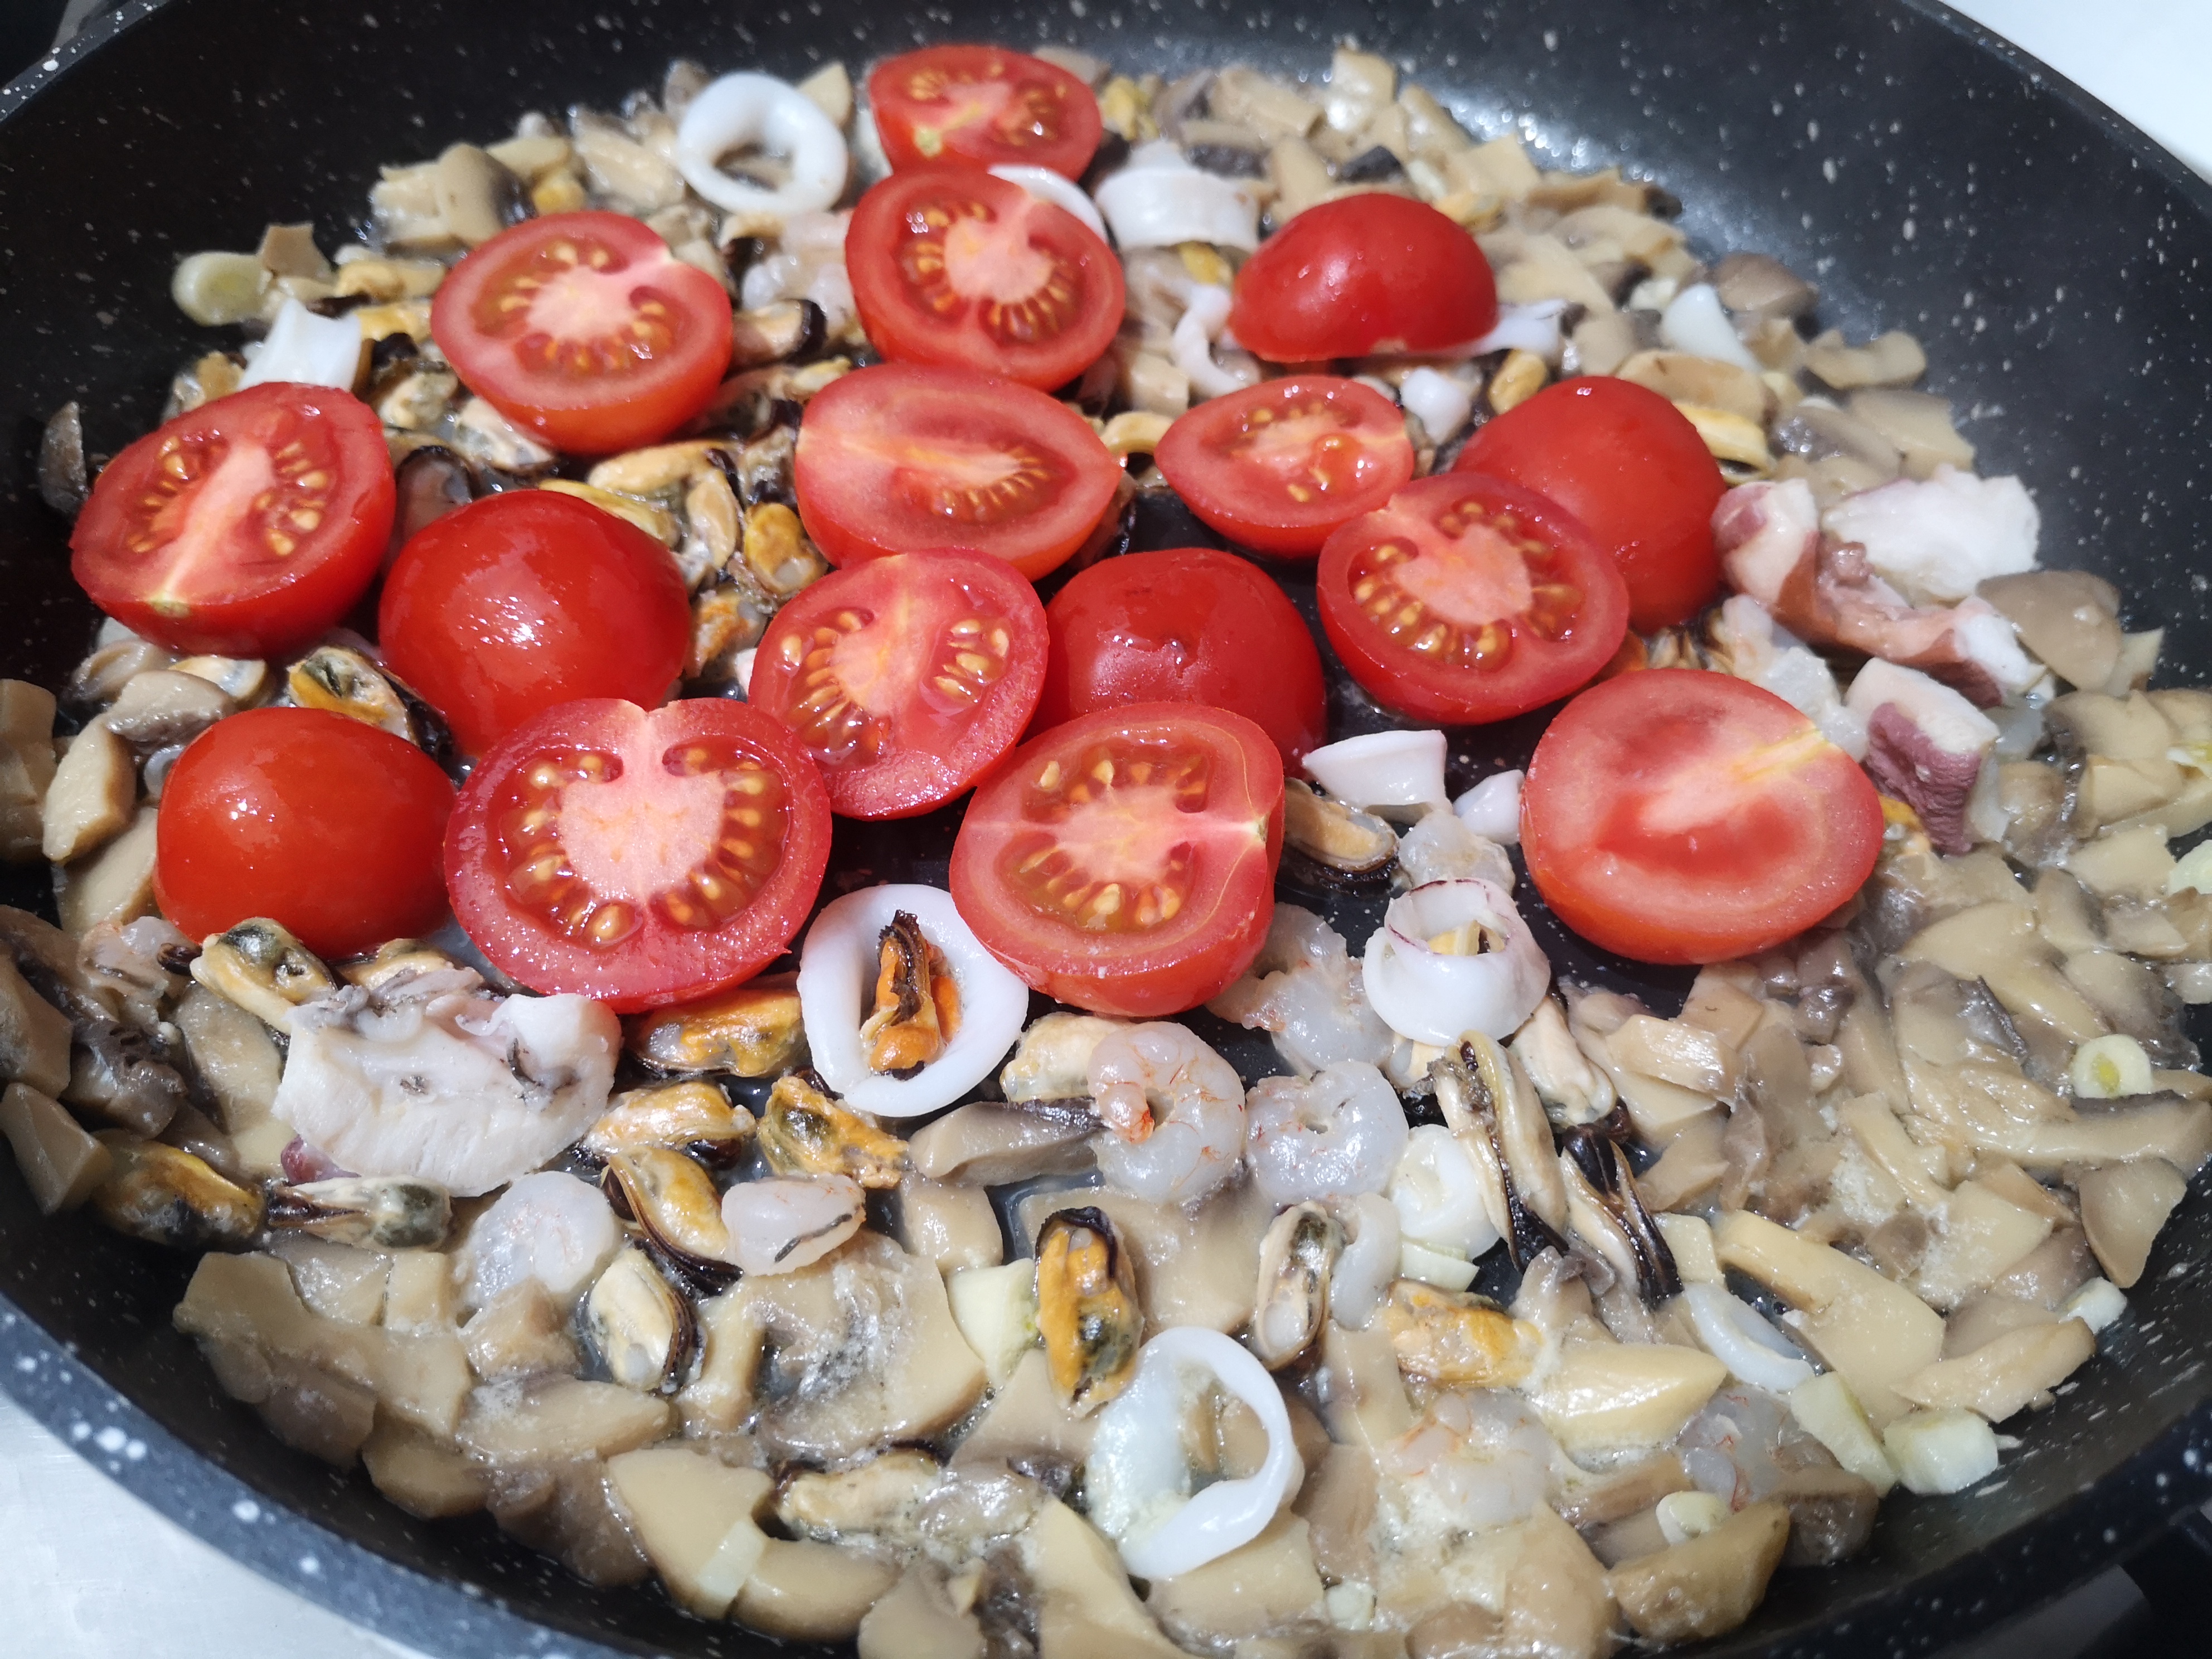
[2069,1034,2153,1100]
[1883,1408,2000,1496]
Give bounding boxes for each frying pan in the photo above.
[5,1,2212,1655]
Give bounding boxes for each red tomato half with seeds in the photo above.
[1229,196,1497,362]
[750,551,1049,819]
[156,708,453,959]
[869,45,1103,180]
[1035,549,1328,764]
[847,167,1124,391]
[432,211,734,457]
[70,383,393,658]
[1154,376,1415,556]
[1520,670,1883,965]
[793,363,1123,581]
[1454,377,1725,633]
[1316,473,1628,725]
[445,698,832,1012]
[950,702,1284,1017]
[379,490,691,757]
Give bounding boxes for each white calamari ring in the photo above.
[1302,728,1448,813]
[1092,157,1261,251]
[1362,877,1551,1046]
[1682,1282,1817,1392]
[675,71,849,217]
[989,163,1108,239]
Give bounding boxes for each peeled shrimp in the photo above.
[457,1170,622,1311]
[1244,1061,1409,1206]
[1206,904,1396,1078]
[1328,1191,1401,1331]
[1087,1024,1245,1206]
[720,1173,865,1275]
[1379,1389,1559,1531]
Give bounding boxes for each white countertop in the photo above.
[9,4,2211,1657]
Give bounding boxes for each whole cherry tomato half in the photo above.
[155,707,454,959]
[379,489,691,757]
[1454,376,1725,633]
[1035,548,1328,764]
[1520,669,1883,964]
[444,698,832,1013]
[71,383,393,658]
[1229,196,1497,362]
[869,45,1103,179]
[432,211,734,457]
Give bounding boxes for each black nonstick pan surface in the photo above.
[6,2,2212,1656]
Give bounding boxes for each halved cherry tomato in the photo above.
[793,363,1123,580]
[1454,377,1725,632]
[1229,196,1497,362]
[431,211,733,457]
[1520,669,1883,965]
[1315,473,1628,725]
[1035,549,1327,764]
[445,698,832,1013]
[1154,377,1415,557]
[750,551,1048,818]
[846,167,1124,391]
[869,45,1103,180]
[70,383,393,658]
[156,708,453,959]
[950,702,1283,1017]
[379,490,690,756]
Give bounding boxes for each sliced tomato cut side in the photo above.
[793,362,1123,580]
[846,167,1124,391]
[70,382,394,657]
[950,702,1284,1017]
[1520,669,1884,965]
[750,551,1049,818]
[1316,473,1628,725]
[1154,376,1415,556]
[445,698,832,1012]
[869,45,1103,179]
[432,211,734,457]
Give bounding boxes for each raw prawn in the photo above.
[1243,1060,1409,1206]
[1086,1023,1246,1206]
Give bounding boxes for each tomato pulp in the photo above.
[846,167,1124,391]
[1229,196,1497,362]
[750,551,1049,818]
[793,363,1124,581]
[71,382,394,658]
[1035,548,1328,764]
[869,46,1103,179]
[445,698,832,1012]
[1154,377,1415,557]
[1316,473,1628,725]
[950,703,1284,1017]
[379,489,691,757]
[1520,669,1884,964]
[432,212,734,456]
[155,707,454,958]
[1455,377,1725,632]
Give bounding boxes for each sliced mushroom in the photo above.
[909,1099,1098,1186]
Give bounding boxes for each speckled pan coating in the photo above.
[2,2,2210,1656]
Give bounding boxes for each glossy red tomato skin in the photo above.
[1455,377,1725,633]
[1229,196,1498,362]
[950,702,1284,1017]
[70,384,394,658]
[154,708,453,958]
[750,551,1049,818]
[1154,377,1415,557]
[846,167,1125,391]
[869,45,1103,179]
[1520,669,1884,965]
[793,363,1123,581]
[379,491,690,758]
[1035,549,1327,764]
[432,212,733,457]
[445,698,832,1013]
[1316,473,1629,726]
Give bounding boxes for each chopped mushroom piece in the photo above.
[1606,1500,1790,1643]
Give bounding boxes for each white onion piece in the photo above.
[1453,770,1523,845]
[1362,879,1550,1046]
[1172,284,1258,401]
[1660,283,1762,372]
[1330,1191,1400,1330]
[1302,729,1448,814]
[1093,158,1261,251]
[798,884,1030,1118]
[1398,366,1473,445]
[675,71,848,216]
[1086,1327,1303,1579]
[1469,298,1568,364]
[239,298,364,392]
[1683,1282,1817,1392]
[1388,1124,1501,1261]
[989,163,1108,239]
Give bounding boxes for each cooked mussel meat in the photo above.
[1430,1035,1569,1268]
[1034,1207,1142,1415]
[582,1081,756,1166]
[1282,780,1398,882]
[758,1071,909,1189]
[859,910,961,1076]
[581,1244,697,1394]
[89,1136,263,1250]
[188,918,337,1032]
[600,1146,737,1295]
[1558,1126,1681,1303]
[1249,1201,1342,1370]
[1382,1279,1544,1387]
[285,645,415,742]
[267,1174,452,1249]
[625,972,805,1076]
